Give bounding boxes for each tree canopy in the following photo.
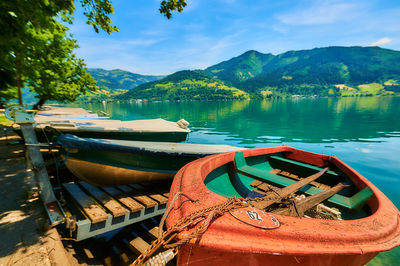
[0,0,188,107]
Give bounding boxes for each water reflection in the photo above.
[77,97,400,144]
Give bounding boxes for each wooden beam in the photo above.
[129,184,168,205]
[79,182,127,218]
[117,185,158,208]
[102,186,144,213]
[63,183,108,223]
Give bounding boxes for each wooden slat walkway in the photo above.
[118,185,158,208]
[61,180,171,241]
[79,182,127,218]
[63,183,108,223]
[129,184,169,205]
[102,186,144,213]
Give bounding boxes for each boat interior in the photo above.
[204,151,374,220]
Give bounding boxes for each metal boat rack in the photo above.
[56,180,170,241]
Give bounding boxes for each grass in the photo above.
[0,115,13,129]
[357,83,384,94]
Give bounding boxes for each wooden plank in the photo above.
[63,183,108,223]
[103,257,112,266]
[277,169,331,190]
[79,182,127,218]
[129,184,168,205]
[117,185,158,208]
[257,183,274,192]
[250,180,263,187]
[148,226,160,239]
[137,222,160,240]
[269,169,282,175]
[129,236,150,254]
[102,186,144,213]
[83,248,94,259]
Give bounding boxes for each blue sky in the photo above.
[70,0,400,75]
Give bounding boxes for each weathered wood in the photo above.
[129,236,150,254]
[63,183,108,223]
[269,169,281,175]
[148,226,160,239]
[274,183,348,217]
[79,182,127,218]
[257,183,275,192]
[278,167,329,198]
[250,180,263,187]
[252,167,329,210]
[274,168,331,190]
[117,185,158,208]
[83,248,94,259]
[129,184,168,205]
[102,186,144,213]
[103,257,112,266]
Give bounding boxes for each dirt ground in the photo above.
[0,128,71,266]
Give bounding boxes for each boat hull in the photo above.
[177,245,378,266]
[166,146,400,266]
[14,127,189,142]
[58,134,242,186]
[64,157,174,186]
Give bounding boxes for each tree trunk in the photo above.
[15,52,23,106]
[33,98,46,110]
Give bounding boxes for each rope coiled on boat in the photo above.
[131,193,271,266]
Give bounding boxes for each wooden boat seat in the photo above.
[234,152,373,210]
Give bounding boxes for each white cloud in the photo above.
[277,0,361,25]
[369,37,392,47]
[125,38,165,46]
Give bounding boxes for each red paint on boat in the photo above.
[166,146,400,266]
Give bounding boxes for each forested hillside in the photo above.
[89,46,400,102]
[203,50,275,85]
[201,46,400,97]
[116,70,249,101]
[78,69,164,101]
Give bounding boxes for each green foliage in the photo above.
[159,0,187,19]
[79,0,118,34]
[26,23,97,108]
[0,0,118,106]
[0,0,189,105]
[77,68,164,102]
[116,70,249,101]
[201,47,400,95]
[204,50,274,85]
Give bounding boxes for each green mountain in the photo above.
[116,70,249,101]
[204,50,274,85]
[92,46,400,101]
[78,68,164,101]
[204,46,400,96]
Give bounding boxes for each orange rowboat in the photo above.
[165,146,400,266]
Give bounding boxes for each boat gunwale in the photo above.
[57,134,242,157]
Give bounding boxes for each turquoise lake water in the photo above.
[68,96,400,264]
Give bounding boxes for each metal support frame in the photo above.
[75,203,166,241]
[13,109,64,225]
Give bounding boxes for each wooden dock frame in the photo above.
[59,181,170,241]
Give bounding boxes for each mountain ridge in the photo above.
[87,46,400,101]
